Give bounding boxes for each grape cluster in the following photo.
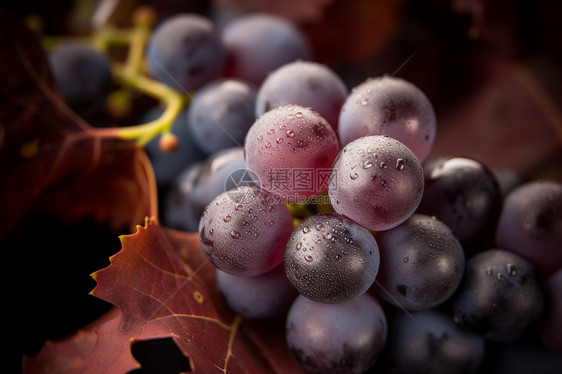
[47,9,562,374]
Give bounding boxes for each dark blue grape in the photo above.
[146,14,226,92]
[375,214,465,311]
[188,78,257,154]
[540,269,562,353]
[495,180,562,275]
[417,156,502,248]
[163,146,256,232]
[378,309,485,374]
[286,293,387,374]
[48,42,112,120]
[284,213,380,304]
[450,249,546,341]
[221,13,312,85]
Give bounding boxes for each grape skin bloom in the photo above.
[198,186,293,276]
[286,294,387,374]
[328,135,424,231]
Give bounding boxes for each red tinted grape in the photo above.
[198,186,293,276]
[328,135,424,231]
[338,75,436,162]
[244,105,340,202]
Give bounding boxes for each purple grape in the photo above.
[198,186,293,276]
[146,14,226,92]
[216,264,297,319]
[244,104,340,203]
[221,13,312,85]
[450,249,546,341]
[328,135,424,231]
[379,309,485,374]
[375,214,465,311]
[417,156,502,247]
[540,269,562,353]
[286,293,387,374]
[495,180,562,275]
[284,213,380,304]
[187,78,257,154]
[163,147,256,232]
[255,60,348,130]
[48,42,112,121]
[338,75,436,162]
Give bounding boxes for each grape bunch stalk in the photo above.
[39,4,562,374]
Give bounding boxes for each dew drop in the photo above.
[276,138,284,144]
[497,273,505,280]
[267,128,275,135]
[235,204,243,211]
[257,135,263,141]
[403,257,409,263]
[230,230,241,239]
[223,215,232,222]
[363,160,373,169]
[295,112,304,118]
[242,221,249,226]
[360,99,368,106]
[286,130,295,137]
[296,243,302,250]
[316,223,325,231]
[506,264,517,276]
[209,229,214,235]
[265,142,272,148]
[350,172,359,180]
[265,219,275,227]
[297,140,307,148]
[380,161,388,169]
[486,268,493,275]
[287,113,295,119]
[304,255,313,262]
[335,254,342,260]
[303,226,310,233]
[323,232,332,239]
[395,158,405,170]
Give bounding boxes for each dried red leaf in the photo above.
[23,218,305,374]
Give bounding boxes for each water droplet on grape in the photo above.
[316,223,325,231]
[304,255,313,262]
[223,215,232,222]
[497,273,505,280]
[267,128,275,134]
[403,257,409,263]
[506,263,517,276]
[257,135,263,141]
[363,160,373,169]
[265,142,272,148]
[235,204,243,211]
[395,158,405,170]
[276,138,284,144]
[230,230,241,239]
[323,232,332,239]
[303,226,310,233]
[350,172,359,180]
[360,99,368,106]
[296,243,302,250]
[295,112,304,118]
[265,219,275,227]
[209,229,214,235]
[286,129,295,137]
[380,161,388,169]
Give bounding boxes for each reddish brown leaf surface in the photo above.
[23,217,305,374]
[0,9,151,241]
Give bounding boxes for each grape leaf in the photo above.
[0,8,151,241]
[23,217,305,374]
